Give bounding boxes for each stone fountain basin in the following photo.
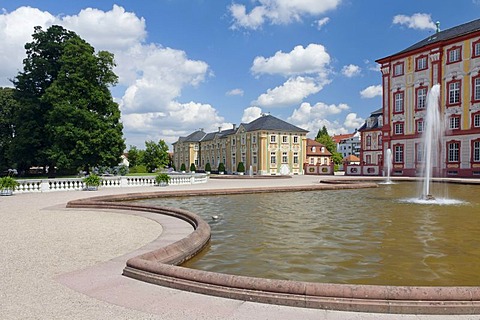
[67,183,480,315]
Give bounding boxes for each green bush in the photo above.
[237,162,245,173]
[0,176,19,191]
[155,173,171,185]
[190,163,196,172]
[82,174,101,188]
[180,163,186,172]
[205,163,211,172]
[218,162,225,173]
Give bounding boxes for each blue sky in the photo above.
[1,1,480,149]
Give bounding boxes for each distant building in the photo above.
[172,114,308,175]
[332,131,361,159]
[358,108,383,166]
[376,18,480,177]
[303,139,334,175]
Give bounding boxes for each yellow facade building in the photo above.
[172,114,308,175]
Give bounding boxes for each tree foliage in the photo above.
[315,125,343,165]
[143,140,170,172]
[12,25,124,173]
[0,88,17,171]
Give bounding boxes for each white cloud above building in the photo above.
[360,85,382,98]
[392,13,437,30]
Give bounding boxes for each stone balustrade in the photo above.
[13,173,208,193]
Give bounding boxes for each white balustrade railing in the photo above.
[13,173,208,193]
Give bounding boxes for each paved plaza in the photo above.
[1,175,478,319]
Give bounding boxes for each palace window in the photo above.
[366,155,372,164]
[473,75,480,102]
[473,113,480,128]
[447,46,462,64]
[366,136,371,147]
[394,145,404,163]
[282,135,288,143]
[270,152,276,164]
[282,152,288,163]
[473,40,480,58]
[394,91,404,113]
[293,152,299,164]
[416,143,424,163]
[416,120,424,133]
[293,135,299,143]
[447,80,461,105]
[447,141,460,162]
[252,152,257,164]
[252,135,257,144]
[416,87,427,109]
[473,140,480,162]
[270,135,276,143]
[416,56,428,71]
[393,62,404,76]
[394,122,404,135]
[449,116,460,130]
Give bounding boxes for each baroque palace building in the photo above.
[376,18,480,178]
[172,114,308,175]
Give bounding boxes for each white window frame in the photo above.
[394,92,404,112]
[449,81,460,104]
[394,123,404,135]
[449,116,460,130]
[417,88,427,109]
[448,142,460,162]
[449,48,461,63]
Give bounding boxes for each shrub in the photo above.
[180,163,186,172]
[237,162,245,173]
[190,163,196,172]
[155,173,171,186]
[218,162,225,173]
[205,163,211,172]
[83,174,101,189]
[0,176,19,191]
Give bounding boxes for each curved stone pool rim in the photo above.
[66,182,480,315]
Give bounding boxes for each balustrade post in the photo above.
[40,180,50,192]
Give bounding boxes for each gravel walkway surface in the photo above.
[1,176,478,319]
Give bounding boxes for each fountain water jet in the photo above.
[420,84,442,201]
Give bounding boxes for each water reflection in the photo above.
[138,182,480,286]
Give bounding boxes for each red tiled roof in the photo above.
[332,133,354,144]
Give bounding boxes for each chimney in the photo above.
[218,127,221,132]
[233,124,236,130]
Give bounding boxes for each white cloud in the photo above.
[343,112,364,129]
[341,64,361,77]
[122,101,225,146]
[360,85,383,98]
[0,7,56,86]
[253,76,326,107]
[314,17,330,30]
[226,88,244,96]
[60,5,146,51]
[242,106,263,122]
[287,102,357,137]
[392,13,436,30]
[229,0,341,29]
[251,44,331,77]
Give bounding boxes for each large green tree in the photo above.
[315,125,343,165]
[11,26,77,172]
[12,25,124,173]
[0,88,17,172]
[143,140,170,172]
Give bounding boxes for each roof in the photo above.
[378,18,480,62]
[332,133,354,144]
[244,114,308,133]
[305,138,332,156]
[343,154,360,162]
[358,107,383,132]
